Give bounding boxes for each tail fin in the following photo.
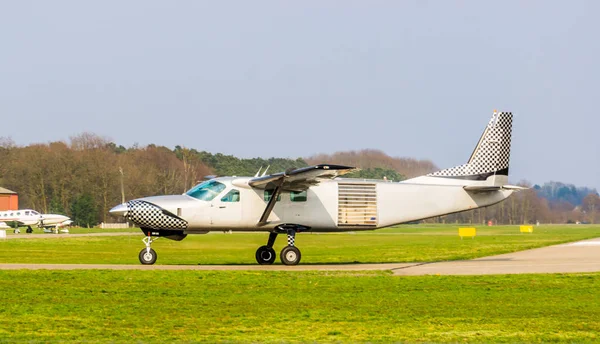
[427,111,513,185]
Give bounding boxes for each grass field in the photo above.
[0,270,598,342]
[1,224,599,265]
[1,224,599,342]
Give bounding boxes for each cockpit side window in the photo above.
[186,180,226,201]
[31,211,39,215]
[264,190,281,202]
[25,211,30,216]
[290,190,307,202]
[221,189,240,202]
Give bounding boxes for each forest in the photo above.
[0,134,597,226]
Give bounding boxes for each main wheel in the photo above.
[280,246,301,266]
[138,248,157,265]
[255,245,276,265]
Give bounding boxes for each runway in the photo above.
[1,238,599,275]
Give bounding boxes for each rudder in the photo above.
[427,111,513,185]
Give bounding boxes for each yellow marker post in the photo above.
[520,225,533,233]
[459,227,476,239]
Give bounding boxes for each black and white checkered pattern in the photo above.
[126,200,188,230]
[428,112,512,177]
[287,231,296,247]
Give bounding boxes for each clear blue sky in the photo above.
[1,1,598,189]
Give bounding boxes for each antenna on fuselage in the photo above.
[254,166,263,177]
[261,165,270,177]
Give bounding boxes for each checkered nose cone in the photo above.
[428,112,512,177]
[125,200,188,230]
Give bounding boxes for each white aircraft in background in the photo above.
[0,209,72,233]
[111,111,524,266]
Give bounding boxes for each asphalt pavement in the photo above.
[1,237,599,275]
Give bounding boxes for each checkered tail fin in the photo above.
[427,111,513,186]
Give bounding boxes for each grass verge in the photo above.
[0,270,598,342]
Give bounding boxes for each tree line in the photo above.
[438,184,599,225]
[0,134,597,226]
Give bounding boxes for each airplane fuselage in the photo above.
[0,209,71,229]
[131,176,512,234]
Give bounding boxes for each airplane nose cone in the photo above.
[109,203,130,217]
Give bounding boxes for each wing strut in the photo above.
[258,177,285,226]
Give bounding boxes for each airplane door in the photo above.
[209,189,242,228]
[283,190,309,223]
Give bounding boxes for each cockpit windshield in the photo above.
[186,180,226,201]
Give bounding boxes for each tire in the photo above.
[255,245,276,265]
[280,246,301,266]
[138,248,157,265]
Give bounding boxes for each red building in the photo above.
[0,187,18,210]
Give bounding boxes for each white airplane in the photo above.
[111,111,523,265]
[0,209,72,233]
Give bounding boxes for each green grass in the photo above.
[1,224,599,265]
[0,270,598,342]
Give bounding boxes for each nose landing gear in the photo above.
[139,235,159,265]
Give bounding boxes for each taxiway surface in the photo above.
[1,237,599,275]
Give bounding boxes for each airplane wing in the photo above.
[249,164,357,225]
[249,164,357,192]
[0,220,27,227]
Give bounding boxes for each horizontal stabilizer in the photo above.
[501,185,529,191]
[463,185,500,192]
[464,184,528,193]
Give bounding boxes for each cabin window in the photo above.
[221,189,240,202]
[186,180,226,201]
[16,212,21,216]
[290,190,307,202]
[264,190,281,202]
[25,211,30,215]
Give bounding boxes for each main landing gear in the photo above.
[255,225,306,266]
[139,235,158,265]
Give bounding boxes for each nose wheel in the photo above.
[139,235,159,265]
[139,248,157,265]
